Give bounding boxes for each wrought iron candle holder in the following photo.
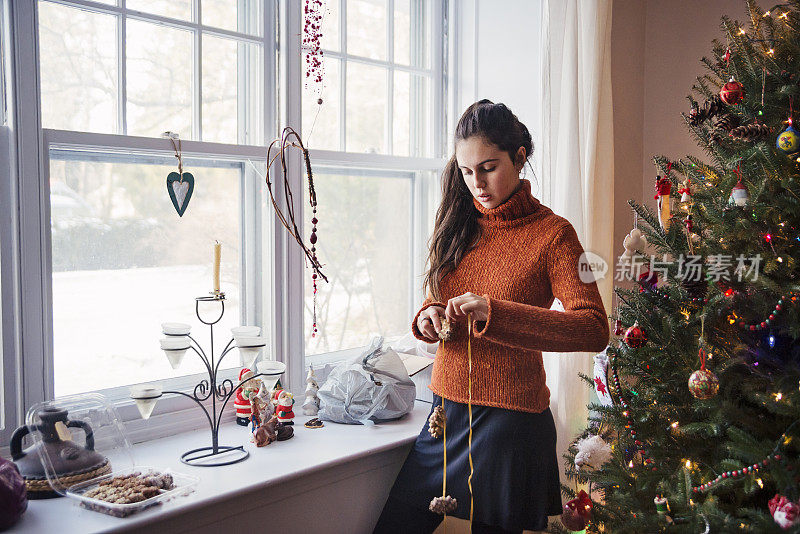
[131,292,285,467]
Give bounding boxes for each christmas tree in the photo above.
[555,2,800,532]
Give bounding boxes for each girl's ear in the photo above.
[514,147,527,173]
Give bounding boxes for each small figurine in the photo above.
[254,415,279,447]
[270,379,285,413]
[302,365,320,416]
[276,390,295,425]
[250,396,278,447]
[233,368,259,426]
[276,422,294,441]
[654,175,672,230]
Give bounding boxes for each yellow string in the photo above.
[443,407,448,533]
[467,313,475,526]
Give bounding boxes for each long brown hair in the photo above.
[423,100,533,300]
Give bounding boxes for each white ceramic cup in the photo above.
[232,326,261,342]
[161,322,191,336]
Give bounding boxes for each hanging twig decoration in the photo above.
[264,126,328,337]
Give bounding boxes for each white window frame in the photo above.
[1,0,449,446]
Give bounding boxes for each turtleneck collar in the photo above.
[472,179,539,225]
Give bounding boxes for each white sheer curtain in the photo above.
[539,0,615,483]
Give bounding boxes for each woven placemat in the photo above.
[25,460,112,494]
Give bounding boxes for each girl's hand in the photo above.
[445,292,488,323]
[417,305,446,340]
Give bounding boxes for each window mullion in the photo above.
[8,0,51,429]
[194,0,202,141]
[339,0,346,152]
[432,0,445,158]
[118,1,127,135]
[386,0,393,156]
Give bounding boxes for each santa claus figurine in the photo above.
[233,368,259,426]
[275,389,295,425]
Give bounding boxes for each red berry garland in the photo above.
[692,453,791,494]
[733,292,797,331]
[610,353,656,470]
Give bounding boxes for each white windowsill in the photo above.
[7,403,430,533]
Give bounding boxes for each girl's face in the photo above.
[455,136,525,209]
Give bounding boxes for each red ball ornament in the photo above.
[638,270,659,292]
[560,490,592,531]
[614,318,624,336]
[720,79,745,105]
[688,368,719,399]
[624,321,647,348]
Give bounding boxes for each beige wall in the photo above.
[611,0,646,281]
[612,0,755,269]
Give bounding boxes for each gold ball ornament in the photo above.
[688,368,719,399]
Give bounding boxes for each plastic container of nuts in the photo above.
[66,467,198,517]
[19,393,199,517]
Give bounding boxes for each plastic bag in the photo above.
[317,337,416,424]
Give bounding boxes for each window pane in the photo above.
[50,156,243,397]
[304,170,411,356]
[202,0,263,36]
[346,0,386,60]
[345,62,386,153]
[302,57,340,151]
[319,0,339,52]
[393,73,430,157]
[393,0,430,68]
[127,0,192,21]
[202,36,263,144]
[38,2,118,133]
[127,20,193,139]
[393,0,410,65]
[393,71,409,156]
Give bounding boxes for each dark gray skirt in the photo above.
[387,394,563,531]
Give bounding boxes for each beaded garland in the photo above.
[692,452,790,494]
[609,352,657,470]
[730,291,798,331]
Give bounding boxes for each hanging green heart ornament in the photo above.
[167,171,194,217]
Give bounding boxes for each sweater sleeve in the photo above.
[411,297,446,343]
[472,222,609,353]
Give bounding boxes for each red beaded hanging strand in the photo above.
[302,0,325,90]
[311,205,319,337]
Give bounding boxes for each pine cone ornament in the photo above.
[429,495,457,514]
[689,96,723,126]
[428,405,446,439]
[712,113,739,131]
[438,318,452,341]
[729,122,772,141]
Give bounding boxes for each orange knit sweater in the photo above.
[412,179,609,414]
